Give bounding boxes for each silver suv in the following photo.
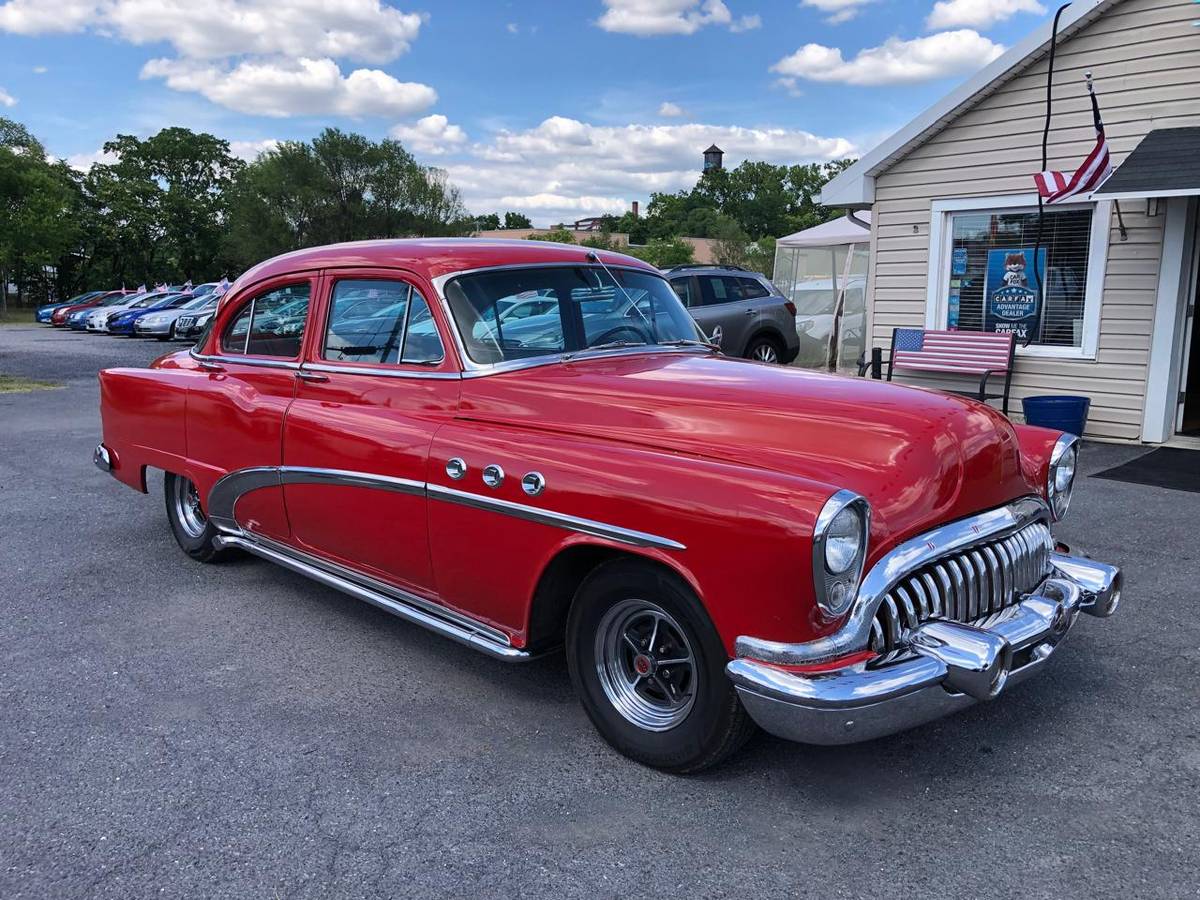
[663,265,799,364]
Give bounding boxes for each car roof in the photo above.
[662,264,757,276]
[231,238,659,295]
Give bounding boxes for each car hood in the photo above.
[460,352,1039,551]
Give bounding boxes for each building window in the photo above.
[943,206,1093,349]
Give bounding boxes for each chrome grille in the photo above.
[869,521,1053,653]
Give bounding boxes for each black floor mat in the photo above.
[1092,447,1200,493]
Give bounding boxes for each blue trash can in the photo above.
[1022,395,1091,436]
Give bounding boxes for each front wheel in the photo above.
[566,560,755,773]
[164,472,233,563]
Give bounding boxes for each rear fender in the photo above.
[98,367,193,493]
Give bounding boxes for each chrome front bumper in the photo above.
[726,552,1121,745]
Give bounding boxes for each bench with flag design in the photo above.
[858,328,1017,415]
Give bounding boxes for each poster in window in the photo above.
[983,247,1046,342]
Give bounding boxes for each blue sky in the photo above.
[0,0,1050,224]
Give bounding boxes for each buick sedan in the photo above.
[95,239,1121,772]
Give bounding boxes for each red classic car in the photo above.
[95,239,1121,772]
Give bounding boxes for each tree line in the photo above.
[1,114,854,304]
[0,118,475,305]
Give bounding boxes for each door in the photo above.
[280,271,459,597]
[692,274,756,354]
[187,274,315,542]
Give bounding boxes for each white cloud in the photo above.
[141,56,436,118]
[926,0,1045,29]
[0,1,423,64]
[0,0,98,34]
[596,0,757,36]
[32,65,47,74]
[0,87,15,107]
[771,30,1004,86]
[228,138,279,160]
[447,116,855,225]
[658,101,686,117]
[390,114,467,155]
[506,22,519,33]
[62,147,118,170]
[800,0,876,24]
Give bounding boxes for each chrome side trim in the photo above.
[300,361,461,380]
[93,443,112,473]
[208,465,686,553]
[207,466,282,531]
[212,532,530,661]
[736,496,1052,665]
[426,483,686,551]
[189,348,301,371]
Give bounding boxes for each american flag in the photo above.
[893,329,1014,374]
[1033,75,1111,203]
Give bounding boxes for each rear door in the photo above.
[187,274,315,542]
[280,270,459,596]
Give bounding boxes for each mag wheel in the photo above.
[567,559,755,773]
[164,472,233,563]
[746,336,782,364]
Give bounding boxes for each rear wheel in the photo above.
[745,334,783,364]
[164,472,232,562]
[566,559,755,773]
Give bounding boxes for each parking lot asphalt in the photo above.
[1,324,1197,899]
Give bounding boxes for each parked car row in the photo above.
[37,282,223,341]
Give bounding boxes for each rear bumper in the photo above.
[726,552,1121,745]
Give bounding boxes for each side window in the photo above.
[220,283,310,357]
[739,277,770,300]
[670,278,693,307]
[323,279,445,366]
[698,275,742,307]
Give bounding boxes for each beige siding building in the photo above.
[823,0,1200,443]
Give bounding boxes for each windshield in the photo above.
[444,265,702,365]
[98,293,133,307]
[180,294,216,310]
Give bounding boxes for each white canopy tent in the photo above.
[774,212,870,372]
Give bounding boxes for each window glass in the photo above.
[220,283,310,357]
[323,279,444,365]
[946,207,1092,347]
[669,278,693,307]
[698,276,743,306]
[738,277,770,300]
[445,266,701,365]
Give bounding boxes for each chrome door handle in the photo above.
[296,371,330,383]
[744,309,756,316]
[198,360,224,373]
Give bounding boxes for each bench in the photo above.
[858,328,1016,415]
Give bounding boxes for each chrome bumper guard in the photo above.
[726,552,1121,745]
[93,443,112,473]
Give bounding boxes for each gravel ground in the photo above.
[1,324,1197,899]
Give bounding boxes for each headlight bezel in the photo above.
[1047,433,1078,521]
[812,489,871,618]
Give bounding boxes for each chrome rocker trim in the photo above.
[727,553,1122,745]
[212,531,532,662]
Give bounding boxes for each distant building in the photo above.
[703,145,724,172]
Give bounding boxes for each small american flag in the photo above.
[1034,74,1111,203]
[893,329,1014,374]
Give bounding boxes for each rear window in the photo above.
[220,283,310,357]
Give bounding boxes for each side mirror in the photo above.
[709,325,723,347]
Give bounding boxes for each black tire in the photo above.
[566,559,756,773]
[164,472,233,563]
[744,334,784,365]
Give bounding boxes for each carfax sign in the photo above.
[983,247,1045,342]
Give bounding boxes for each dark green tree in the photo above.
[502,211,532,229]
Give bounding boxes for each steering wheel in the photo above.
[590,325,649,346]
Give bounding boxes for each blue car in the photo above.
[36,291,104,323]
[107,292,191,336]
[70,291,150,330]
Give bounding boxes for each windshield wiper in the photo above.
[563,339,647,360]
[658,338,721,352]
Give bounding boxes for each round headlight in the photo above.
[824,506,864,574]
[1048,435,1078,521]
